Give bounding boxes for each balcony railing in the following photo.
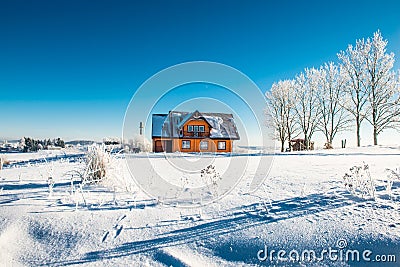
[181,131,209,138]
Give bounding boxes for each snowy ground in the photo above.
[0,146,399,266]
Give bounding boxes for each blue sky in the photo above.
[1,0,400,143]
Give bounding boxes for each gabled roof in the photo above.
[151,110,240,140]
[176,110,212,129]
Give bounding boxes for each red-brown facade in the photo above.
[152,110,239,153]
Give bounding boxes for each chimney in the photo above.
[139,122,143,135]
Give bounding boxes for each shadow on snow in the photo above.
[45,191,361,266]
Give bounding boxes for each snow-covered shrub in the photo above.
[181,174,189,189]
[385,167,400,199]
[66,145,138,209]
[43,158,54,179]
[47,176,54,197]
[100,156,138,194]
[84,145,113,183]
[0,156,10,170]
[74,144,133,189]
[175,173,191,199]
[343,162,376,199]
[179,174,189,193]
[201,164,222,197]
[69,145,114,185]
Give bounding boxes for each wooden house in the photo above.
[152,110,240,153]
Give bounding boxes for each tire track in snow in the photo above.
[51,192,357,265]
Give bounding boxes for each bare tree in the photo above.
[282,80,300,151]
[363,31,400,145]
[265,81,288,152]
[338,39,370,147]
[268,31,400,149]
[265,80,299,152]
[316,62,352,148]
[293,69,321,150]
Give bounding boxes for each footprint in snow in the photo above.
[101,231,109,243]
[113,214,126,228]
[114,225,123,238]
[102,214,126,242]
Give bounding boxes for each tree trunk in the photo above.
[304,133,308,150]
[372,108,378,145]
[307,136,312,150]
[356,116,361,147]
[286,120,292,152]
[281,140,285,152]
[329,130,334,148]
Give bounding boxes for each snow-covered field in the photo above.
[1,146,399,266]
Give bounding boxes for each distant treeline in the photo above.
[65,140,97,146]
[22,137,65,152]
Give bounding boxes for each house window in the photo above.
[217,141,226,150]
[182,140,191,149]
[200,141,208,150]
[187,125,205,134]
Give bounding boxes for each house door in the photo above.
[155,140,172,152]
[155,140,164,152]
[164,140,172,153]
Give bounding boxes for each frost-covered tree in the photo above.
[283,81,300,151]
[316,62,352,148]
[134,134,151,152]
[338,38,370,147]
[265,81,287,152]
[265,80,299,152]
[362,31,400,145]
[55,137,65,148]
[293,69,321,150]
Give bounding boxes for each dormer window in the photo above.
[187,125,205,132]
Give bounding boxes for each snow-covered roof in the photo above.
[151,114,169,138]
[152,110,240,140]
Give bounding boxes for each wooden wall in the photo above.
[152,118,234,153]
[152,138,232,153]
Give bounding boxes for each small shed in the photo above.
[290,138,314,151]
